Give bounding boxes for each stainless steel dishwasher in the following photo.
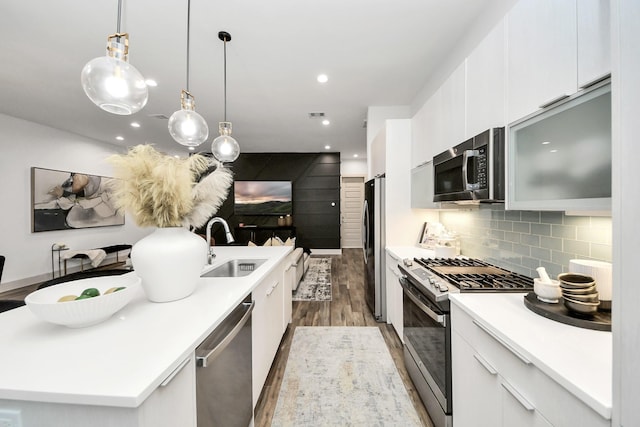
[196,294,254,427]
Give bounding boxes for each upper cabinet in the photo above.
[506,0,611,124]
[440,62,467,154]
[411,102,431,168]
[370,129,386,177]
[577,0,611,88]
[506,0,578,124]
[411,62,465,168]
[466,18,506,139]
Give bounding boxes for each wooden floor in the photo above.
[254,248,434,427]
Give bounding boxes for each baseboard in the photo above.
[310,249,342,255]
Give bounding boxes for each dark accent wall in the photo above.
[210,153,341,249]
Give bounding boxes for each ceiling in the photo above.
[0,0,511,159]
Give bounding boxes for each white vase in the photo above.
[131,227,208,303]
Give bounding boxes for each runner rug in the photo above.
[271,326,422,426]
[292,257,332,301]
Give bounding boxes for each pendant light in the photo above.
[168,0,209,147]
[81,0,148,115]
[211,31,240,162]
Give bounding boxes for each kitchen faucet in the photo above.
[205,217,235,264]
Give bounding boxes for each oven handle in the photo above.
[399,276,446,327]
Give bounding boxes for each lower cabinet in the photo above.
[252,259,287,407]
[451,303,609,427]
[0,354,197,427]
[385,252,403,342]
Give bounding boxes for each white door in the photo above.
[340,176,365,248]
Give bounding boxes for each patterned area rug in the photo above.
[271,327,422,427]
[292,257,332,301]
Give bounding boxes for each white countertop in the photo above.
[0,246,291,408]
[386,246,436,262]
[449,293,612,420]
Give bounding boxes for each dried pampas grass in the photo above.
[107,145,232,228]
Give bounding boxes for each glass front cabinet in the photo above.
[507,81,611,212]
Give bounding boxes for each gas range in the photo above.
[398,257,534,305]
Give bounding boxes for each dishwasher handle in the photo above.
[196,301,255,368]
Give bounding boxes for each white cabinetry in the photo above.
[411,61,466,168]
[440,62,466,151]
[507,0,611,124]
[0,355,197,427]
[466,18,506,138]
[282,259,294,330]
[577,0,611,88]
[451,303,609,427]
[385,251,403,342]
[411,102,431,168]
[506,0,577,123]
[252,261,286,406]
[411,161,437,209]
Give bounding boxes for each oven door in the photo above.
[400,276,452,425]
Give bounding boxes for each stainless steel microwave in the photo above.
[433,128,505,202]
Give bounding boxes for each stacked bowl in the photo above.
[557,273,600,315]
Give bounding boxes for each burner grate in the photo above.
[415,257,533,292]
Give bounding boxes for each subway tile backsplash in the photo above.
[439,205,612,279]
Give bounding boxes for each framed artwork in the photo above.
[31,167,124,232]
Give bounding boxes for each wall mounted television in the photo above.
[234,181,293,215]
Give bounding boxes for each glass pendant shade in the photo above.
[211,121,240,162]
[81,34,148,115]
[168,90,209,146]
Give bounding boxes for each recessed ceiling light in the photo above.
[145,79,158,87]
[542,141,551,145]
[188,147,195,151]
[322,119,330,126]
[325,145,331,150]
[317,74,328,83]
[550,149,558,153]
[131,122,141,128]
[115,136,124,141]
[353,154,358,158]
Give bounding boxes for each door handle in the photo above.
[473,320,531,365]
[501,381,535,411]
[196,301,254,368]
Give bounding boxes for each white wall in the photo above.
[0,114,150,289]
[340,158,367,176]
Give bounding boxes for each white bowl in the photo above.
[25,275,140,328]
[534,278,562,303]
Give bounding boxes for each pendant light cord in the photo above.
[116,0,122,33]
[223,37,227,121]
[186,0,191,92]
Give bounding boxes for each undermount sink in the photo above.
[201,258,267,278]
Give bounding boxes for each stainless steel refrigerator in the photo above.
[362,175,386,322]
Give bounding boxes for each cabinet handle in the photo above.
[284,262,294,272]
[538,94,570,109]
[579,73,611,90]
[266,281,279,296]
[473,353,497,375]
[472,320,531,365]
[160,357,191,387]
[501,381,535,411]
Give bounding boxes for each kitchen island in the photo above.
[0,245,292,426]
[450,293,612,427]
